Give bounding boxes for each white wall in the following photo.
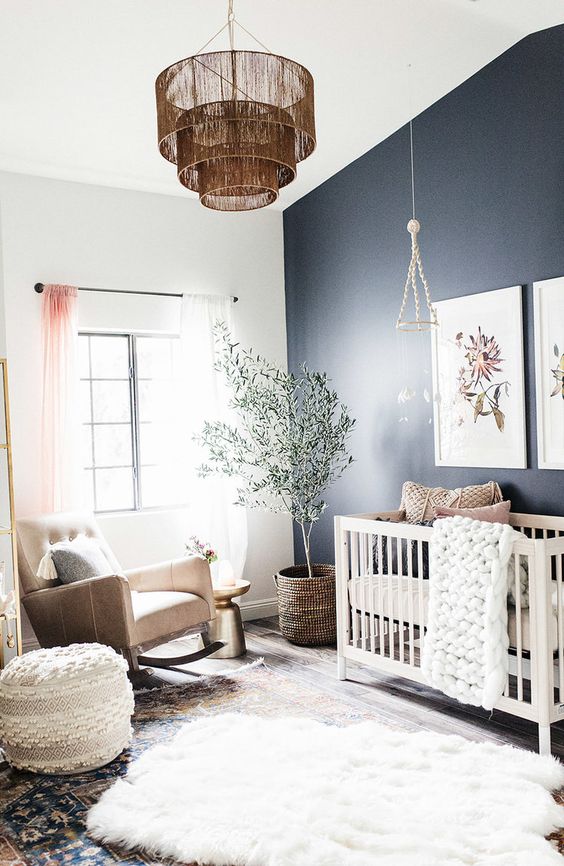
[0,171,293,630]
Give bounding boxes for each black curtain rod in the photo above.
[34,283,238,303]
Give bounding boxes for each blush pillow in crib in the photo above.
[433,500,511,524]
[400,480,503,523]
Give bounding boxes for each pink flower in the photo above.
[465,327,504,385]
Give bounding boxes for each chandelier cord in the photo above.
[234,18,273,54]
[195,21,230,55]
[196,1,274,57]
[195,17,273,57]
[228,0,235,50]
[193,0,274,98]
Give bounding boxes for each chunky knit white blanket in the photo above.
[422,515,520,711]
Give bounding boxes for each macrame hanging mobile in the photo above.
[396,117,438,332]
[396,92,437,424]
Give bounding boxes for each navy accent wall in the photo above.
[283,25,564,565]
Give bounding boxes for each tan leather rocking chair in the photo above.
[16,512,223,677]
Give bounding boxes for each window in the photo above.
[79,332,184,512]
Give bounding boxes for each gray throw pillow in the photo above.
[373,520,434,579]
[51,535,112,584]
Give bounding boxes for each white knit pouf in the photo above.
[0,643,134,774]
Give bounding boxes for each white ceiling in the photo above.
[0,0,563,210]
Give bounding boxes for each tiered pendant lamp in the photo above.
[155,0,316,212]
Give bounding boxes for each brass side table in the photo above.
[209,580,250,659]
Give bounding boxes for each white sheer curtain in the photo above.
[179,293,247,580]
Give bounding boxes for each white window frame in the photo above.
[80,331,180,513]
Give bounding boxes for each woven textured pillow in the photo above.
[433,500,511,525]
[51,535,112,584]
[400,480,503,524]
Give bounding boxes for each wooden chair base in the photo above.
[137,640,225,670]
[123,623,225,681]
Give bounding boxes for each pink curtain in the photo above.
[41,284,80,512]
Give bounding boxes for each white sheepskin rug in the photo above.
[87,714,564,866]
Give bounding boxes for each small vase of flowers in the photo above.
[185,536,218,565]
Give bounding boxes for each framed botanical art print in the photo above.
[534,277,564,469]
[431,286,526,468]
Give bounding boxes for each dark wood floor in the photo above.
[150,615,564,758]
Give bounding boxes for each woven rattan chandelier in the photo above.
[155,0,316,212]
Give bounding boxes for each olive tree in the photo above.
[196,323,355,577]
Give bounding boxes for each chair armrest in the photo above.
[124,556,215,618]
[22,573,135,651]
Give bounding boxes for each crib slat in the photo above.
[397,536,404,665]
[387,534,394,659]
[368,533,375,654]
[351,531,359,649]
[377,530,384,658]
[514,552,523,702]
[557,552,564,701]
[360,533,367,651]
[417,540,425,666]
[407,534,415,667]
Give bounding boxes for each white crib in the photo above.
[335,510,564,755]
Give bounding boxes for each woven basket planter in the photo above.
[274,564,336,647]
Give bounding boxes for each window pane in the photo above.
[92,381,131,423]
[94,424,132,467]
[79,332,186,513]
[80,381,92,423]
[82,425,94,467]
[89,335,129,379]
[137,380,177,423]
[94,468,134,511]
[138,381,156,423]
[136,337,177,380]
[78,335,91,379]
[82,469,95,510]
[139,422,159,466]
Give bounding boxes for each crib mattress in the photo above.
[348,575,558,654]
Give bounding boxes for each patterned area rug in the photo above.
[0,662,384,866]
[1,660,563,865]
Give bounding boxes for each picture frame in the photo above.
[534,277,564,470]
[431,285,526,469]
